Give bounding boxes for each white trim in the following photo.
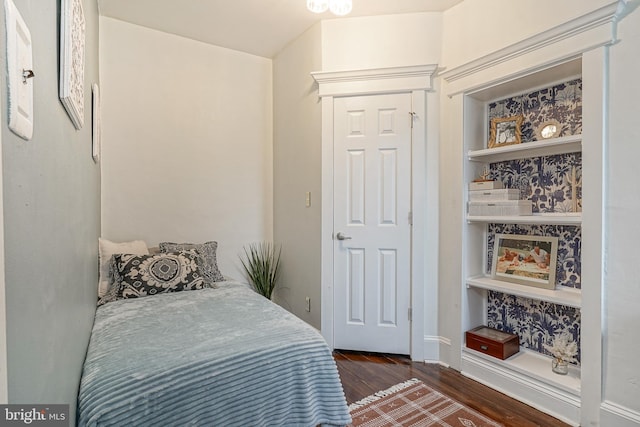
[580,47,607,427]
[423,335,448,363]
[314,65,438,361]
[312,65,437,97]
[320,95,335,348]
[601,401,640,426]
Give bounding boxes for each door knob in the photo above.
[336,232,352,241]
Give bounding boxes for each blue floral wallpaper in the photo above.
[488,291,581,363]
[483,79,583,361]
[489,153,582,214]
[488,78,582,143]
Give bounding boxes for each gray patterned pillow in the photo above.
[105,251,206,303]
[159,241,225,284]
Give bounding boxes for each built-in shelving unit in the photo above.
[455,58,594,426]
[440,5,620,423]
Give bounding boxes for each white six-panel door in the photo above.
[333,93,412,354]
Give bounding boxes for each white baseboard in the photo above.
[423,335,451,364]
[601,401,640,426]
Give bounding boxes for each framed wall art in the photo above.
[59,0,86,130]
[491,234,558,289]
[488,115,523,149]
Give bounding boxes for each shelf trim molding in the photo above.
[466,276,582,308]
[468,134,582,162]
[440,2,621,84]
[466,214,582,226]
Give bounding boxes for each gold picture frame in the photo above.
[488,115,523,149]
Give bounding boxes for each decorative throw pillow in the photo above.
[109,251,206,301]
[98,238,149,298]
[159,241,225,284]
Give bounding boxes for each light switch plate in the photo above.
[5,0,34,140]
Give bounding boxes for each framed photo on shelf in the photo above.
[491,234,558,290]
[488,115,523,148]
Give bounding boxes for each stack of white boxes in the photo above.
[468,181,532,216]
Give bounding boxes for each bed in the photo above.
[77,280,351,426]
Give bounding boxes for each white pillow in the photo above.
[98,238,149,297]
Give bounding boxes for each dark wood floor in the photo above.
[334,350,571,427]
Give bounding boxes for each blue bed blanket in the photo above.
[77,282,351,427]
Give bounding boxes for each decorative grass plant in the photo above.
[240,242,281,299]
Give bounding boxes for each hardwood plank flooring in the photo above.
[334,350,571,427]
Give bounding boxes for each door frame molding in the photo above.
[312,65,439,361]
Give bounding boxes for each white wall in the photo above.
[321,12,442,71]
[99,17,273,278]
[442,0,614,70]
[272,23,323,327]
[603,6,640,424]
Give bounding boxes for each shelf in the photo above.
[468,134,582,163]
[462,347,581,395]
[466,213,581,225]
[467,276,581,308]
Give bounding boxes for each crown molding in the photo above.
[312,64,438,97]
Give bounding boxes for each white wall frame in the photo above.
[314,65,438,361]
[580,45,607,427]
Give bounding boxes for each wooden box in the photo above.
[466,326,519,360]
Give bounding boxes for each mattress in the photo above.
[77,281,351,427]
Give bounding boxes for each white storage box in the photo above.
[469,181,503,190]
[468,200,533,216]
[469,189,520,201]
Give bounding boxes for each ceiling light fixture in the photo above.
[307,0,352,16]
[329,0,352,16]
[306,0,328,14]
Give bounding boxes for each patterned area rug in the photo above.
[348,378,503,427]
